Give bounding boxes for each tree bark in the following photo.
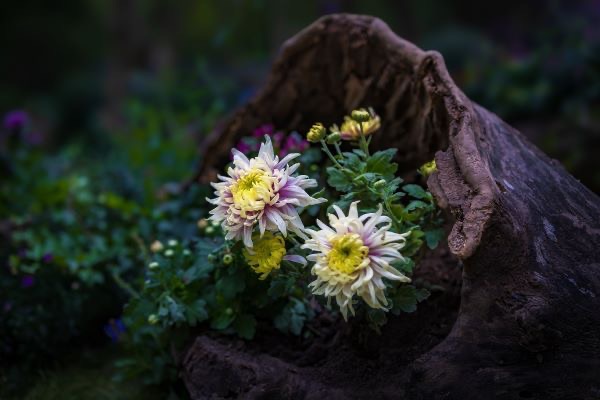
[184,14,600,399]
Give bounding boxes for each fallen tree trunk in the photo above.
[184,14,600,399]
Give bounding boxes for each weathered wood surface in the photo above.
[184,14,600,400]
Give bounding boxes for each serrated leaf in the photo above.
[406,200,429,211]
[391,258,415,275]
[365,149,397,177]
[403,184,428,199]
[326,167,353,192]
[185,299,208,326]
[232,314,256,339]
[424,228,445,249]
[210,311,235,330]
[216,272,245,299]
[415,288,431,302]
[392,285,418,313]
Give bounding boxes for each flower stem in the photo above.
[320,140,343,169]
[358,123,370,157]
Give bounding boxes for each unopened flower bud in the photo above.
[222,254,233,265]
[307,123,326,143]
[183,249,191,257]
[164,249,174,257]
[326,132,341,144]
[351,108,371,123]
[418,160,437,177]
[167,239,178,247]
[211,220,220,228]
[197,219,208,229]
[150,240,164,253]
[205,226,215,235]
[149,261,160,270]
[374,179,386,189]
[225,307,234,315]
[148,314,159,325]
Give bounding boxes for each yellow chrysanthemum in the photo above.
[340,109,381,141]
[243,232,286,280]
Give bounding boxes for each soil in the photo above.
[183,238,461,399]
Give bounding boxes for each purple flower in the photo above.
[104,318,127,342]
[252,124,274,138]
[3,110,28,131]
[18,248,27,258]
[20,275,35,288]
[42,253,53,263]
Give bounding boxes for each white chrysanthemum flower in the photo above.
[302,202,411,320]
[208,136,325,248]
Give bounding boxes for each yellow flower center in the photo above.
[243,232,286,280]
[327,233,369,275]
[230,168,273,214]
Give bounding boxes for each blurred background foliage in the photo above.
[1,0,599,192]
[1,0,599,398]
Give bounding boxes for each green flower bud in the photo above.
[211,220,220,228]
[167,239,178,247]
[205,226,215,235]
[374,179,386,189]
[222,254,233,265]
[350,108,371,123]
[418,160,437,177]
[307,123,326,143]
[149,261,160,270]
[225,307,234,316]
[326,132,341,144]
[183,249,191,257]
[164,249,174,257]
[148,314,159,325]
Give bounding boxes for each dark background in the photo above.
[1,0,599,192]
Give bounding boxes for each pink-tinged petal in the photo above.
[243,227,253,248]
[275,153,300,170]
[231,149,250,169]
[283,254,307,265]
[266,209,287,236]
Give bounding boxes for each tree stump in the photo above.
[183,14,600,399]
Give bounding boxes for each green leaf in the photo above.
[425,228,445,250]
[326,167,352,192]
[210,310,235,330]
[406,200,429,211]
[216,271,245,299]
[403,184,428,199]
[185,299,208,326]
[391,258,415,275]
[365,149,397,177]
[392,285,418,313]
[232,314,257,339]
[268,276,295,298]
[274,299,311,336]
[415,288,431,302]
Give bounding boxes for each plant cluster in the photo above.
[117,108,443,391]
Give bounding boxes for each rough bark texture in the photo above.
[183,14,600,399]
